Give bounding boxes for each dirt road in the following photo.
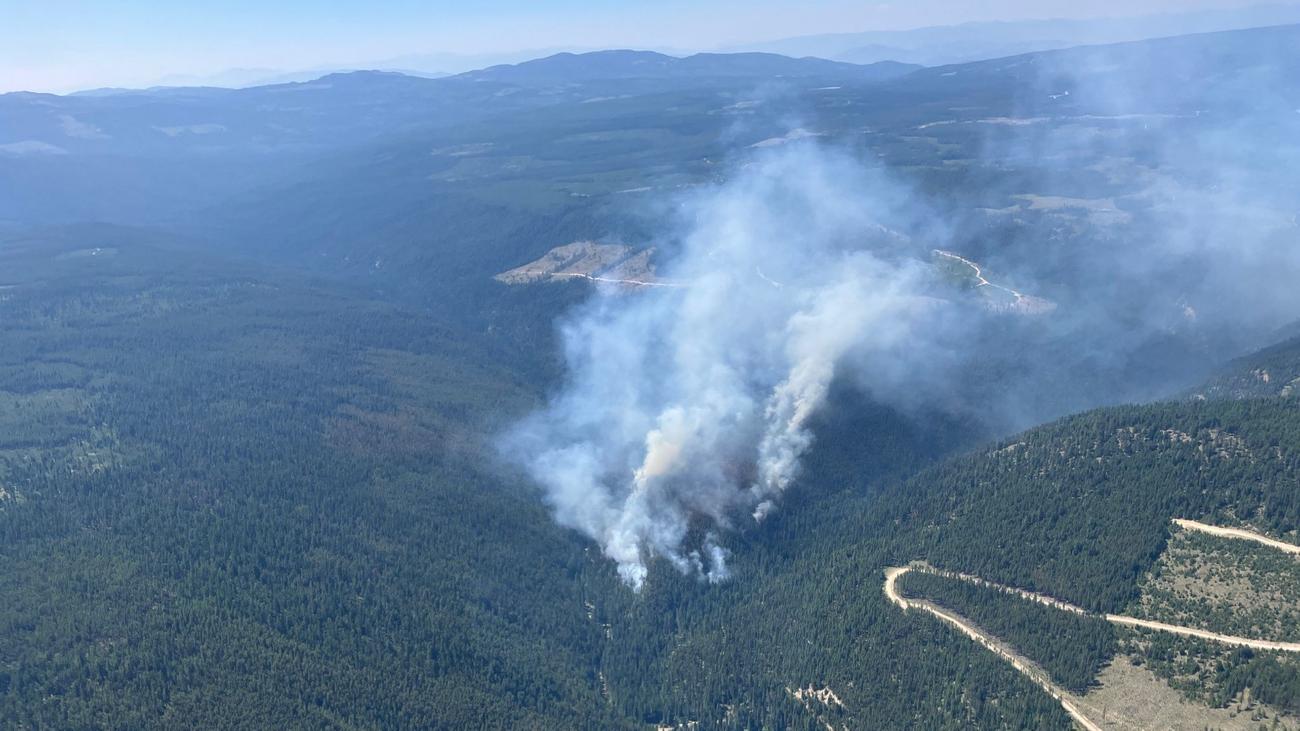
[933,249,1027,300]
[885,518,1300,729]
[894,564,1300,654]
[1104,614,1300,651]
[550,272,682,287]
[884,566,1104,731]
[1174,518,1300,556]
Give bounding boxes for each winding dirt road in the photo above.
[885,518,1300,730]
[549,272,683,288]
[892,562,1300,654]
[884,567,1104,731]
[933,249,1027,300]
[1174,518,1300,556]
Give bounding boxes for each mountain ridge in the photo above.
[726,3,1300,65]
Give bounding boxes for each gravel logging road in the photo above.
[885,518,1300,730]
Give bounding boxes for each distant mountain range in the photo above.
[86,4,1300,95]
[0,49,919,159]
[457,50,915,84]
[130,47,684,91]
[724,2,1300,65]
[142,67,451,91]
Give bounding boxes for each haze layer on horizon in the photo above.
[1,0,1287,93]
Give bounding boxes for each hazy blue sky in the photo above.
[0,0,1278,92]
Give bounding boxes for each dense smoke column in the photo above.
[505,145,948,588]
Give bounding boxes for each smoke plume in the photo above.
[506,146,955,588]
[508,27,1300,589]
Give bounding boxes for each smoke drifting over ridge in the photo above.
[508,27,1300,589]
[506,146,964,588]
[944,29,1300,401]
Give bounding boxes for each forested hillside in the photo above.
[0,227,636,729]
[893,570,1117,693]
[0,225,1080,729]
[1195,335,1300,400]
[890,399,1300,611]
[5,161,1300,731]
[573,334,1300,729]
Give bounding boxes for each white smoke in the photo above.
[502,29,1300,590]
[506,145,947,589]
